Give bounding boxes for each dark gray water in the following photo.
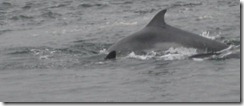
[0,0,240,102]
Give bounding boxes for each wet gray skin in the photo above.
[107,9,228,56]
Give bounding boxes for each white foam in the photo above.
[160,47,197,60]
[30,48,56,60]
[99,49,108,54]
[126,51,156,60]
[100,45,238,61]
[39,55,50,59]
[125,47,198,61]
[159,54,186,60]
[192,58,205,61]
[115,21,138,26]
[198,15,213,20]
[200,31,220,40]
[164,47,197,55]
[106,21,138,26]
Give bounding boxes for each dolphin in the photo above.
[105,9,228,60]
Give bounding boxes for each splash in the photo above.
[125,47,197,60]
[160,47,197,60]
[30,48,56,60]
[126,51,157,60]
[99,49,108,54]
[216,45,240,58]
[100,45,239,61]
[191,45,240,61]
[200,31,220,40]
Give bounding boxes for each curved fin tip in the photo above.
[146,8,168,27]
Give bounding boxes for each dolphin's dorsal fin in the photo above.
[146,9,167,27]
[105,51,116,60]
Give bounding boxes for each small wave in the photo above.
[110,1,133,5]
[224,39,240,46]
[30,48,56,60]
[0,29,12,35]
[22,2,34,10]
[6,47,57,60]
[134,9,157,15]
[104,21,138,27]
[78,3,108,8]
[10,15,34,21]
[216,45,240,59]
[114,21,138,26]
[49,2,71,9]
[7,40,110,60]
[41,11,62,19]
[191,45,240,60]
[7,48,31,55]
[171,2,202,8]
[0,2,12,10]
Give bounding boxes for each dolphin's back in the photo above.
[146,9,228,52]
[108,25,228,53]
[106,9,229,59]
[108,29,153,53]
[163,25,228,52]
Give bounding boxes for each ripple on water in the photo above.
[0,2,12,10]
[0,41,111,70]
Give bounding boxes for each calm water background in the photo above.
[0,0,240,102]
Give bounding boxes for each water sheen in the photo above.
[0,0,240,102]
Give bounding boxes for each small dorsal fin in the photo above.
[105,51,116,60]
[146,9,167,27]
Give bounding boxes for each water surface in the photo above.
[0,0,240,102]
